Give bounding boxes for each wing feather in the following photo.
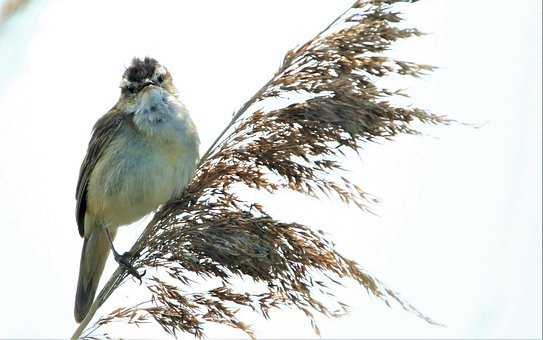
[76,109,126,236]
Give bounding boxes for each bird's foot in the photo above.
[113,251,146,284]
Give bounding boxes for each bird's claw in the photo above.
[114,252,146,284]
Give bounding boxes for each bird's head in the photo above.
[116,57,193,140]
[117,57,177,111]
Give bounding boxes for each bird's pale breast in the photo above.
[86,109,199,232]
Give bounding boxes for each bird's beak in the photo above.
[141,79,158,89]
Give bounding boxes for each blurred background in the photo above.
[0,0,541,338]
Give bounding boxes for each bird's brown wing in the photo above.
[76,108,126,237]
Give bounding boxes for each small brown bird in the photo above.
[74,57,199,323]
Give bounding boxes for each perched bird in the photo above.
[74,57,200,323]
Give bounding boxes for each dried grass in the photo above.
[74,1,449,338]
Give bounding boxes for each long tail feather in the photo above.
[74,228,114,323]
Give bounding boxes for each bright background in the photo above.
[0,0,541,338]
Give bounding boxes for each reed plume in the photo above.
[73,0,449,338]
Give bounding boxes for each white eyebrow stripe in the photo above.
[155,66,167,77]
[120,78,131,88]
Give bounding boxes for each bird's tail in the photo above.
[74,227,115,323]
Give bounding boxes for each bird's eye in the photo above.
[157,74,165,83]
[126,85,136,94]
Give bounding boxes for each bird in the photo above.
[74,57,200,323]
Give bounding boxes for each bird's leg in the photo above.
[103,227,146,283]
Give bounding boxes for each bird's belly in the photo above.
[87,136,197,228]
[103,156,178,227]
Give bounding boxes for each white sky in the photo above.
[0,0,541,338]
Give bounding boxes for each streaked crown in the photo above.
[120,57,171,95]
